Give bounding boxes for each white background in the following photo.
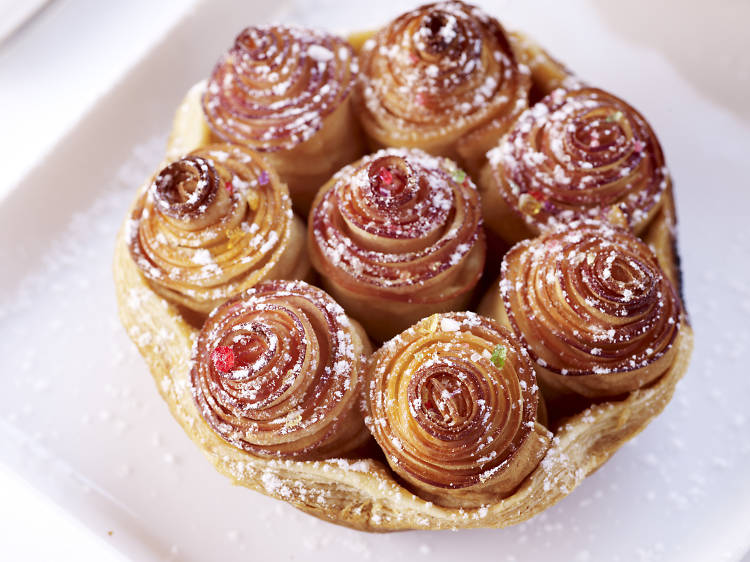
[0,1,195,559]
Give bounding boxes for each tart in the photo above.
[114,0,692,531]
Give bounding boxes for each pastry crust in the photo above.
[114,21,693,532]
[507,30,580,100]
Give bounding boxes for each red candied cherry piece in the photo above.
[211,345,235,373]
[378,167,393,185]
[529,189,545,201]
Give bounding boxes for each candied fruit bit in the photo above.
[225,180,233,195]
[452,168,466,183]
[633,139,645,153]
[606,205,628,228]
[528,189,545,201]
[378,167,393,185]
[246,190,260,211]
[212,345,235,373]
[258,170,270,186]
[491,344,507,368]
[424,314,439,333]
[519,193,542,216]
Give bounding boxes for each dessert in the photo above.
[113,1,693,532]
[308,148,485,341]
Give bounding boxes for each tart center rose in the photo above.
[311,148,480,291]
[308,148,486,340]
[369,156,417,208]
[336,153,453,247]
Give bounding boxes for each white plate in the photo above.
[1,0,749,560]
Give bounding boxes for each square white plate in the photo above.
[1,0,749,560]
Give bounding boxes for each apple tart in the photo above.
[114,2,693,533]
